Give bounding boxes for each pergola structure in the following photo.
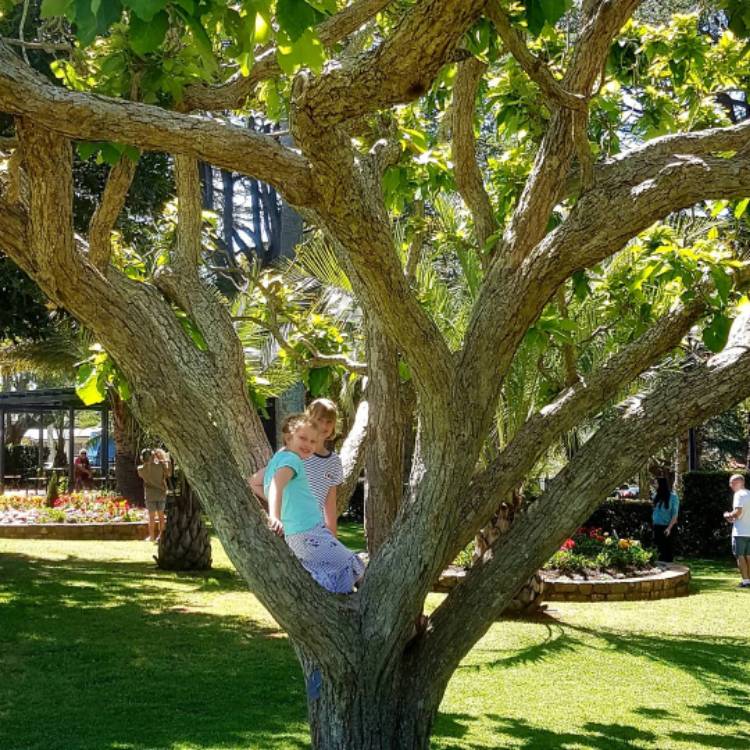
[0,387,109,493]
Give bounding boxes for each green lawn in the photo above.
[1,526,748,750]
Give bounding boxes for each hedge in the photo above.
[585,471,746,558]
[2,445,48,476]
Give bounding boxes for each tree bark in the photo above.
[110,392,143,503]
[363,317,406,554]
[300,652,440,750]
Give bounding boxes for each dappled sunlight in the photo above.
[2,542,749,750]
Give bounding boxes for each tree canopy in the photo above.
[2,2,750,748]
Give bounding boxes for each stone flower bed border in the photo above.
[542,563,691,602]
[0,522,149,541]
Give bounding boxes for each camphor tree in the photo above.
[3,0,750,747]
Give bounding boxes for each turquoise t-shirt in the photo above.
[652,491,679,526]
[263,450,323,536]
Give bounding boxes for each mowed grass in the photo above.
[1,524,748,750]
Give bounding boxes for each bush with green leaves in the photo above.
[544,527,655,577]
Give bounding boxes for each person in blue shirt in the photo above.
[264,414,364,594]
[652,476,679,563]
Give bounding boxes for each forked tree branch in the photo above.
[0,41,316,207]
[88,155,138,271]
[0,133,358,666]
[455,294,711,558]
[181,0,393,112]
[485,2,586,112]
[455,115,750,458]
[451,57,498,256]
[417,307,750,691]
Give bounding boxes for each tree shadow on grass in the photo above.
[435,602,750,750]
[458,621,579,671]
[0,551,309,750]
[434,714,659,750]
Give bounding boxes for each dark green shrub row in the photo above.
[2,445,48,475]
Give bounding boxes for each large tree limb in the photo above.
[0,41,315,207]
[451,58,498,255]
[88,156,138,271]
[295,0,487,127]
[417,306,750,692]
[455,294,710,559]
[455,117,750,460]
[302,142,453,402]
[0,130,358,667]
[181,0,393,112]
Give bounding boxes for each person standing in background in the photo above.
[138,448,167,543]
[724,474,750,588]
[651,476,679,563]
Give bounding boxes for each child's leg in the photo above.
[147,510,156,541]
[157,510,166,539]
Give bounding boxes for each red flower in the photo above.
[561,538,576,551]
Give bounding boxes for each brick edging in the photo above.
[0,522,149,541]
[542,564,691,602]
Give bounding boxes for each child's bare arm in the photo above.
[268,467,293,536]
[250,467,267,501]
[323,487,338,538]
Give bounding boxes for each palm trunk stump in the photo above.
[157,479,212,571]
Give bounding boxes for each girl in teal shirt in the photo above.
[652,476,679,563]
[264,414,363,593]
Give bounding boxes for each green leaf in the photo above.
[77,141,102,161]
[40,0,72,18]
[308,366,331,397]
[76,363,108,406]
[73,0,99,45]
[571,270,591,301]
[276,28,325,75]
[276,0,325,42]
[702,313,732,353]
[525,0,571,37]
[95,0,123,31]
[734,197,750,220]
[98,142,122,166]
[123,0,166,22]
[711,266,732,305]
[114,374,131,401]
[129,9,169,55]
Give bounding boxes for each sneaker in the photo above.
[739,581,750,588]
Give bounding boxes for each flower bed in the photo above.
[544,527,657,580]
[0,493,146,525]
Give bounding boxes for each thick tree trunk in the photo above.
[157,478,212,571]
[110,392,143,503]
[302,658,439,750]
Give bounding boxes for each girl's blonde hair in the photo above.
[305,398,338,449]
[281,413,319,443]
[306,398,338,423]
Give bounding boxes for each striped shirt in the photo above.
[304,451,343,510]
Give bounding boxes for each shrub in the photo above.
[543,528,654,576]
